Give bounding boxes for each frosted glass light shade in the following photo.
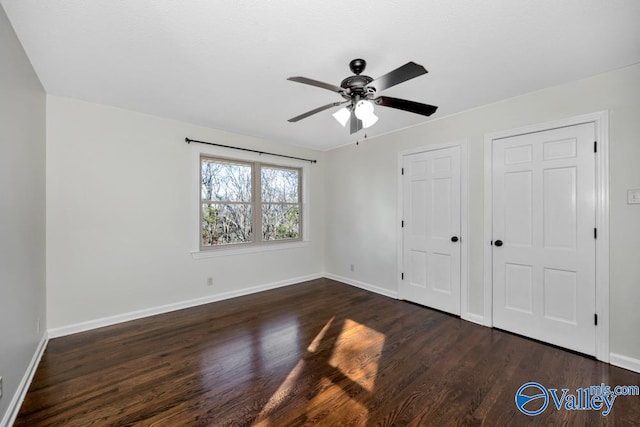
[332,107,350,127]
[355,100,378,128]
[361,113,378,128]
[354,100,374,120]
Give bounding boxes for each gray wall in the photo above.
[0,3,46,424]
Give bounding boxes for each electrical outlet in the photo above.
[350,264,355,272]
[207,277,214,287]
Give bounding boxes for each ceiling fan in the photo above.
[287,59,438,134]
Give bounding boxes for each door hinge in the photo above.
[401,272,404,280]
[594,313,598,326]
[594,141,597,153]
[401,220,404,228]
[594,228,597,239]
[401,167,404,175]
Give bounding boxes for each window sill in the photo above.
[191,241,310,259]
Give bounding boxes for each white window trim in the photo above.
[190,142,311,258]
[191,240,310,259]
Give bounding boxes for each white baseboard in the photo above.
[324,273,399,299]
[1,333,48,427]
[461,312,488,326]
[9,275,638,427]
[48,273,322,338]
[610,352,640,374]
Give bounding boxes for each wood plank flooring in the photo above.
[15,278,640,426]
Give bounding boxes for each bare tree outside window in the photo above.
[200,156,302,249]
[201,159,253,246]
[261,166,300,241]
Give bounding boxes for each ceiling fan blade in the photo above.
[369,62,427,92]
[350,109,362,134]
[374,96,438,116]
[287,76,344,93]
[288,101,347,122]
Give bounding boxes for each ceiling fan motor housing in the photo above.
[349,58,367,75]
[340,75,374,95]
[341,59,376,101]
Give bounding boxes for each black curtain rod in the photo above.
[185,137,317,164]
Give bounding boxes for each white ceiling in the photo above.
[2,1,640,150]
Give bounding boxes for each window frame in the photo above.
[198,153,304,252]
[259,163,303,244]
[200,156,255,247]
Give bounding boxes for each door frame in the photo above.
[397,139,469,317]
[483,111,610,362]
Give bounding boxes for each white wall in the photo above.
[46,96,325,331]
[325,64,640,364]
[0,4,47,424]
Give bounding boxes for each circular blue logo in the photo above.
[515,382,549,416]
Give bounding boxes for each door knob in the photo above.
[451,236,459,242]
[494,240,503,247]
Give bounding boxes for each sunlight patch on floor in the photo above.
[328,319,385,392]
[304,376,369,422]
[307,316,334,353]
[253,358,306,426]
[254,317,385,425]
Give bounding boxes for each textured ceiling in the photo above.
[2,0,640,150]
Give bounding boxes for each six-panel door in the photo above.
[401,146,461,315]
[492,123,597,355]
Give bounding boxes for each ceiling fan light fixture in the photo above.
[354,100,374,120]
[332,107,350,127]
[362,112,378,129]
[287,59,437,134]
[355,100,378,129]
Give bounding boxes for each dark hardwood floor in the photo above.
[15,278,640,426]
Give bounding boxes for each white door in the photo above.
[492,123,596,355]
[401,146,461,315]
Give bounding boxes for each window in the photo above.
[200,156,301,249]
[261,166,301,241]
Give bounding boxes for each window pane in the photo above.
[261,167,299,203]
[201,203,253,246]
[201,159,252,202]
[262,204,300,241]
